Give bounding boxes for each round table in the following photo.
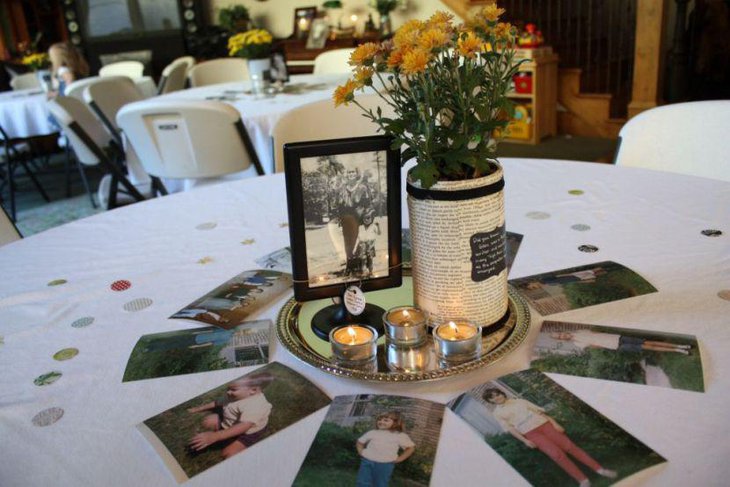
[0,159,728,486]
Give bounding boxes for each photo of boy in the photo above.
[356,411,415,486]
[531,321,704,392]
[137,362,331,482]
[510,261,657,315]
[187,372,274,459]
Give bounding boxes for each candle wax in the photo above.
[437,323,477,341]
[387,308,426,327]
[333,326,373,345]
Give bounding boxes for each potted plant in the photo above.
[218,4,251,33]
[334,6,522,329]
[228,28,274,81]
[21,52,52,91]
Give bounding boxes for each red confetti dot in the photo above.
[111,280,132,292]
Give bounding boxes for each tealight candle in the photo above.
[385,341,433,373]
[383,306,427,345]
[433,320,482,361]
[329,324,378,363]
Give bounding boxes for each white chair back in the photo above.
[615,100,730,182]
[271,94,393,173]
[10,72,41,90]
[0,205,21,246]
[99,60,144,79]
[313,48,355,75]
[187,58,249,87]
[116,99,264,179]
[47,97,113,166]
[157,60,189,95]
[84,77,144,135]
[64,75,129,101]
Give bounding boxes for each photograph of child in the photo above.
[254,247,293,273]
[137,362,331,482]
[531,321,704,392]
[509,261,657,315]
[122,320,272,382]
[293,395,444,487]
[449,369,665,487]
[170,270,292,329]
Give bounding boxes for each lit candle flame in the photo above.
[403,309,410,318]
[350,14,358,22]
[448,321,457,331]
[347,326,357,345]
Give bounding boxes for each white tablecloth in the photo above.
[158,73,349,174]
[0,77,158,139]
[0,159,729,486]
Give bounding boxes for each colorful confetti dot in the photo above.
[196,222,217,230]
[47,279,67,286]
[241,239,255,245]
[571,224,591,231]
[111,280,132,292]
[279,223,289,228]
[718,290,730,301]
[578,244,599,253]
[71,317,94,328]
[197,256,214,264]
[701,229,723,237]
[526,211,551,220]
[32,407,64,427]
[123,297,153,312]
[53,348,79,361]
[34,371,62,386]
[568,189,584,195]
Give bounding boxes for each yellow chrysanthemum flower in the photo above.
[353,66,375,87]
[457,32,482,58]
[427,11,453,28]
[393,20,424,48]
[333,79,358,106]
[481,4,505,22]
[401,48,431,75]
[494,22,514,42]
[349,42,380,67]
[418,28,451,51]
[386,47,407,69]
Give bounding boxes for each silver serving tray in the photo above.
[276,278,531,382]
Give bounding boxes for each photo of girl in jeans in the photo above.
[356,411,415,487]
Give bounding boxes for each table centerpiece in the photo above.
[228,28,274,81]
[334,5,522,330]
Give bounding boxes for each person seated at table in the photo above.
[47,41,89,98]
[187,372,274,459]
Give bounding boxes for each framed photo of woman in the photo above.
[283,136,401,302]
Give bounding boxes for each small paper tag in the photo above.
[344,286,366,316]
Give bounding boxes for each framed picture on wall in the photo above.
[305,18,330,49]
[293,6,317,40]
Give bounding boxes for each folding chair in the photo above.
[84,76,145,146]
[157,56,194,95]
[313,48,356,75]
[187,58,249,87]
[0,124,50,220]
[99,60,144,79]
[0,203,21,246]
[116,99,264,194]
[48,97,145,209]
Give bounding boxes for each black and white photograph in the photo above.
[284,136,401,302]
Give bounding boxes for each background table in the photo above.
[159,73,348,174]
[0,159,728,486]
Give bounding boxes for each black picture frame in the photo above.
[293,6,318,40]
[284,136,402,303]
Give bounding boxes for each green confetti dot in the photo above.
[568,189,584,195]
[53,348,79,361]
[34,371,62,386]
[47,279,67,286]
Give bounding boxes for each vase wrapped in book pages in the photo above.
[406,163,508,330]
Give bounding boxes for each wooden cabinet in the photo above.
[275,36,377,75]
[504,51,559,144]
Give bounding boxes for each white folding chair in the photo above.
[83,77,144,145]
[0,204,21,246]
[313,48,356,75]
[64,76,125,100]
[614,100,730,182]
[157,58,191,95]
[99,60,144,79]
[48,97,146,208]
[271,94,393,173]
[10,72,41,90]
[116,99,265,194]
[187,58,249,87]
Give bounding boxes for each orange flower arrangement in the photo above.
[334,5,522,188]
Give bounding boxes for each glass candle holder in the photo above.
[383,306,428,346]
[329,324,378,364]
[432,320,482,362]
[385,340,433,373]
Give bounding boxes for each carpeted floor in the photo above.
[4,135,617,237]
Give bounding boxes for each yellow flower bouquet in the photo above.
[21,52,50,71]
[228,29,273,59]
[334,6,522,188]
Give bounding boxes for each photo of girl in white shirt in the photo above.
[356,411,415,487]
